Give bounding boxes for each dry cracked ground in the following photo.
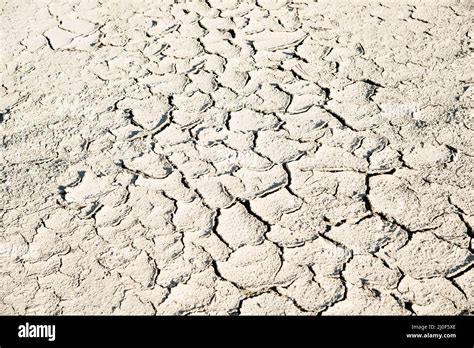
[1,0,473,316]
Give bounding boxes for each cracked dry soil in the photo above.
[1,0,473,315]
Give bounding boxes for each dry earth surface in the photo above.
[1,0,473,315]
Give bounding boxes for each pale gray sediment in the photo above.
[0,0,473,315]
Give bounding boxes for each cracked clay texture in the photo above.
[1,0,473,315]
